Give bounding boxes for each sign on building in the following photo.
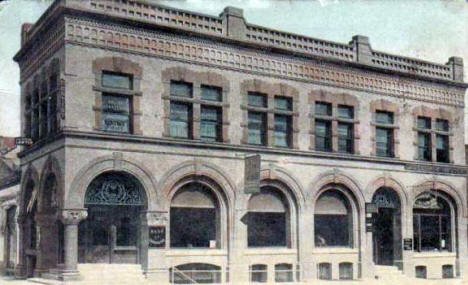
[148,226,166,248]
[244,154,261,194]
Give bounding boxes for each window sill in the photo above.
[313,247,358,254]
[413,251,455,258]
[244,248,297,256]
[165,249,227,257]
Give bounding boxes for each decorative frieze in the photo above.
[405,163,468,175]
[63,17,465,107]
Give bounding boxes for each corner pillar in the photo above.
[34,214,58,276]
[59,209,87,281]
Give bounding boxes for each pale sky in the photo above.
[1,0,467,139]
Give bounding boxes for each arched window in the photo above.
[413,192,453,252]
[170,183,220,248]
[247,187,290,247]
[315,190,352,247]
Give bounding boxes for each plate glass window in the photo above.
[417,117,431,130]
[101,94,131,133]
[274,115,291,148]
[274,97,292,111]
[376,127,393,157]
[436,135,449,163]
[315,120,332,151]
[375,111,394,125]
[436,119,449,132]
[337,105,353,119]
[338,123,353,153]
[170,81,193,98]
[248,112,267,145]
[418,133,431,161]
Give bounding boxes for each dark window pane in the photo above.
[248,212,286,247]
[339,263,353,280]
[251,264,267,283]
[315,215,349,246]
[375,111,394,124]
[315,102,332,116]
[116,217,136,246]
[248,92,267,108]
[170,81,193,98]
[436,119,449,132]
[418,132,431,161]
[417,117,431,130]
[201,85,222,101]
[248,112,267,145]
[318,263,332,280]
[274,115,291,148]
[338,123,353,153]
[337,105,353,119]
[275,264,293,283]
[101,94,131,133]
[443,265,454,279]
[436,135,449,162]
[201,106,222,142]
[315,120,331,151]
[274,97,292,111]
[376,127,393,157]
[420,215,440,251]
[170,207,216,248]
[413,216,420,251]
[102,72,132,89]
[170,102,191,138]
[416,266,427,279]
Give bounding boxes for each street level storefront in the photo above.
[9,0,468,284]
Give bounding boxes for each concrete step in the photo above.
[77,263,146,282]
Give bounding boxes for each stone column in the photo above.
[14,215,27,279]
[59,209,87,281]
[34,214,58,276]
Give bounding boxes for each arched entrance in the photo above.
[372,187,402,266]
[78,172,146,264]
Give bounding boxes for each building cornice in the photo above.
[14,0,466,88]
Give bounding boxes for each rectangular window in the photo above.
[417,117,431,130]
[170,81,193,98]
[169,102,192,138]
[315,120,332,151]
[436,135,449,162]
[275,264,293,283]
[376,127,393,157]
[248,92,267,108]
[418,132,431,161]
[102,72,132,89]
[101,94,131,133]
[274,115,291,148]
[170,207,216,248]
[201,85,222,101]
[314,215,349,246]
[436,119,449,132]
[248,112,267,145]
[414,214,451,252]
[251,264,267,283]
[337,105,353,119]
[338,123,353,153]
[274,97,292,111]
[315,102,332,116]
[248,212,286,247]
[200,106,222,142]
[375,111,394,125]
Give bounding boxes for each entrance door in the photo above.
[374,208,394,265]
[79,205,141,264]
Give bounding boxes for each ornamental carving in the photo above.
[61,209,88,225]
[373,193,397,209]
[146,211,168,226]
[85,173,143,206]
[414,193,442,210]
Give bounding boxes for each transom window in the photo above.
[102,72,133,90]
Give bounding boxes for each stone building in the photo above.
[0,137,21,275]
[10,0,468,283]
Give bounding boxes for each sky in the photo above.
[0,0,467,139]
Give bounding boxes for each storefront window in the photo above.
[413,192,452,252]
[315,190,352,247]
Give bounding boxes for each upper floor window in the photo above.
[417,117,432,161]
[246,93,293,148]
[313,103,355,154]
[168,81,223,142]
[375,111,394,158]
[100,72,133,133]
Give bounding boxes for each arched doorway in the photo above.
[78,172,146,264]
[372,187,401,266]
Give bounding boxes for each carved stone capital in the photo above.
[146,211,168,226]
[60,209,87,225]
